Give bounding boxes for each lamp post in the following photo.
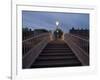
[56,21,59,29]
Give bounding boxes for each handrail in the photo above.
[23,33,50,43]
[64,33,89,54]
[22,33,51,55]
[64,33,89,65]
[69,33,89,42]
[23,35,51,68]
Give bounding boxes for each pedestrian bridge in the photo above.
[22,33,89,68]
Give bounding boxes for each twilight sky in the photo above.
[22,11,89,32]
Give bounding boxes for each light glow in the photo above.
[56,21,59,26]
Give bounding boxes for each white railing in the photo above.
[22,33,51,68]
[22,33,51,56]
[22,33,50,43]
[65,33,89,54]
[64,33,89,65]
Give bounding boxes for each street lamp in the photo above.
[56,21,59,26]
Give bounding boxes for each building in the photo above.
[69,27,89,39]
[33,29,49,36]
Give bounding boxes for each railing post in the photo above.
[22,33,51,68]
[64,33,89,66]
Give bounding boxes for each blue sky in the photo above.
[22,11,89,32]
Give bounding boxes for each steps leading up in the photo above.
[31,40,82,68]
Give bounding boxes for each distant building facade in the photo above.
[33,29,49,36]
[69,27,89,39]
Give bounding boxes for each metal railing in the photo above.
[64,33,89,65]
[22,33,51,56]
[22,33,51,68]
[65,33,89,54]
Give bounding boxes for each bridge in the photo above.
[22,32,89,69]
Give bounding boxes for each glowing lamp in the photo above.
[56,21,59,26]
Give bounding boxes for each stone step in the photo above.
[45,45,68,47]
[37,55,77,60]
[44,47,70,50]
[31,59,81,68]
[40,52,75,56]
[42,50,72,53]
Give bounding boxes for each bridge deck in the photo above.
[31,39,82,68]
